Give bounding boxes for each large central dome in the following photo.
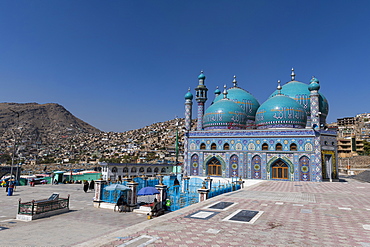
[269,80,329,119]
[255,94,307,129]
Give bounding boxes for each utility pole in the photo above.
[9,109,20,181]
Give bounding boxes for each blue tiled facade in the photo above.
[183,70,338,182]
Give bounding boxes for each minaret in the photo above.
[184,88,193,131]
[183,88,193,177]
[195,71,208,130]
[309,76,321,130]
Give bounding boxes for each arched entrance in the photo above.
[271,160,289,180]
[207,157,222,176]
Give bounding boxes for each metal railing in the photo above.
[18,196,70,216]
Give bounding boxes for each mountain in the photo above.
[0,103,100,144]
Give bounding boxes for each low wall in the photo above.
[17,208,69,221]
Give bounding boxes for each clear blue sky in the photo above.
[0,0,369,132]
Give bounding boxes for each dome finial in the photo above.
[223,85,228,99]
[232,75,237,87]
[277,80,282,94]
[214,86,221,96]
[291,68,295,81]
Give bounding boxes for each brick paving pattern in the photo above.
[92,178,370,247]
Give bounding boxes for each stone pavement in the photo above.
[1,176,370,247]
[79,177,370,247]
[0,183,148,246]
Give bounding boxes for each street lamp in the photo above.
[9,109,20,181]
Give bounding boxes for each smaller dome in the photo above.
[214,87,260,121]
[256,94,307,129]
[198,71,206,80]
[184,90,193,100]
[308,81,320,91]
[203,99,248,130]
[214,87,221,95]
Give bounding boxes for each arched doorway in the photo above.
[271,160,289,180]
[207,157,222,176]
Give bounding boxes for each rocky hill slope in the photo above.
[0,102,100,143]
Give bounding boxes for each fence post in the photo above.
[155,184,168,207]
[205,177,213,190]
[93,179,107,207]
[31,200,35,216]
[127,181,139,205]
[197,181,210,202]
[197,187,210,202]
[182,176,190,193]
[18,198,21,214]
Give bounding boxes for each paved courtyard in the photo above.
[0,183,148,246]
[1,175,370,246]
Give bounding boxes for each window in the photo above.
[272,161,289,179]
[200,143,206,150]
[139,167,144,173]
[161,167,166,173]
[207,158,222,176]
[147,167,152,173]
[211,143,217,150]
[290,143,297,151]
[123,167,128,173]
[112,167,117,173]
[223,143,230,150]
[276,143,283,151]
[154,167,159,173]
[262,143,268,150]
[131,167,137,173]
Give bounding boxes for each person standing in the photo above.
[83,181,89,193]
[89,180,95,191]
[7,180,15,196]
[116,195,126,212]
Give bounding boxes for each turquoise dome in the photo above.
[203,99,248,130]
[308,81,320,91]
[214,87,221,95]
[214,87,260,121]
[185,91,193,100]
[256,94,307,129]
[198,72,206,80]
[269,80,329,118]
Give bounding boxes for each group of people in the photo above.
[3,179,16,196]
[83,180,95,193]
[115,195,171,216]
